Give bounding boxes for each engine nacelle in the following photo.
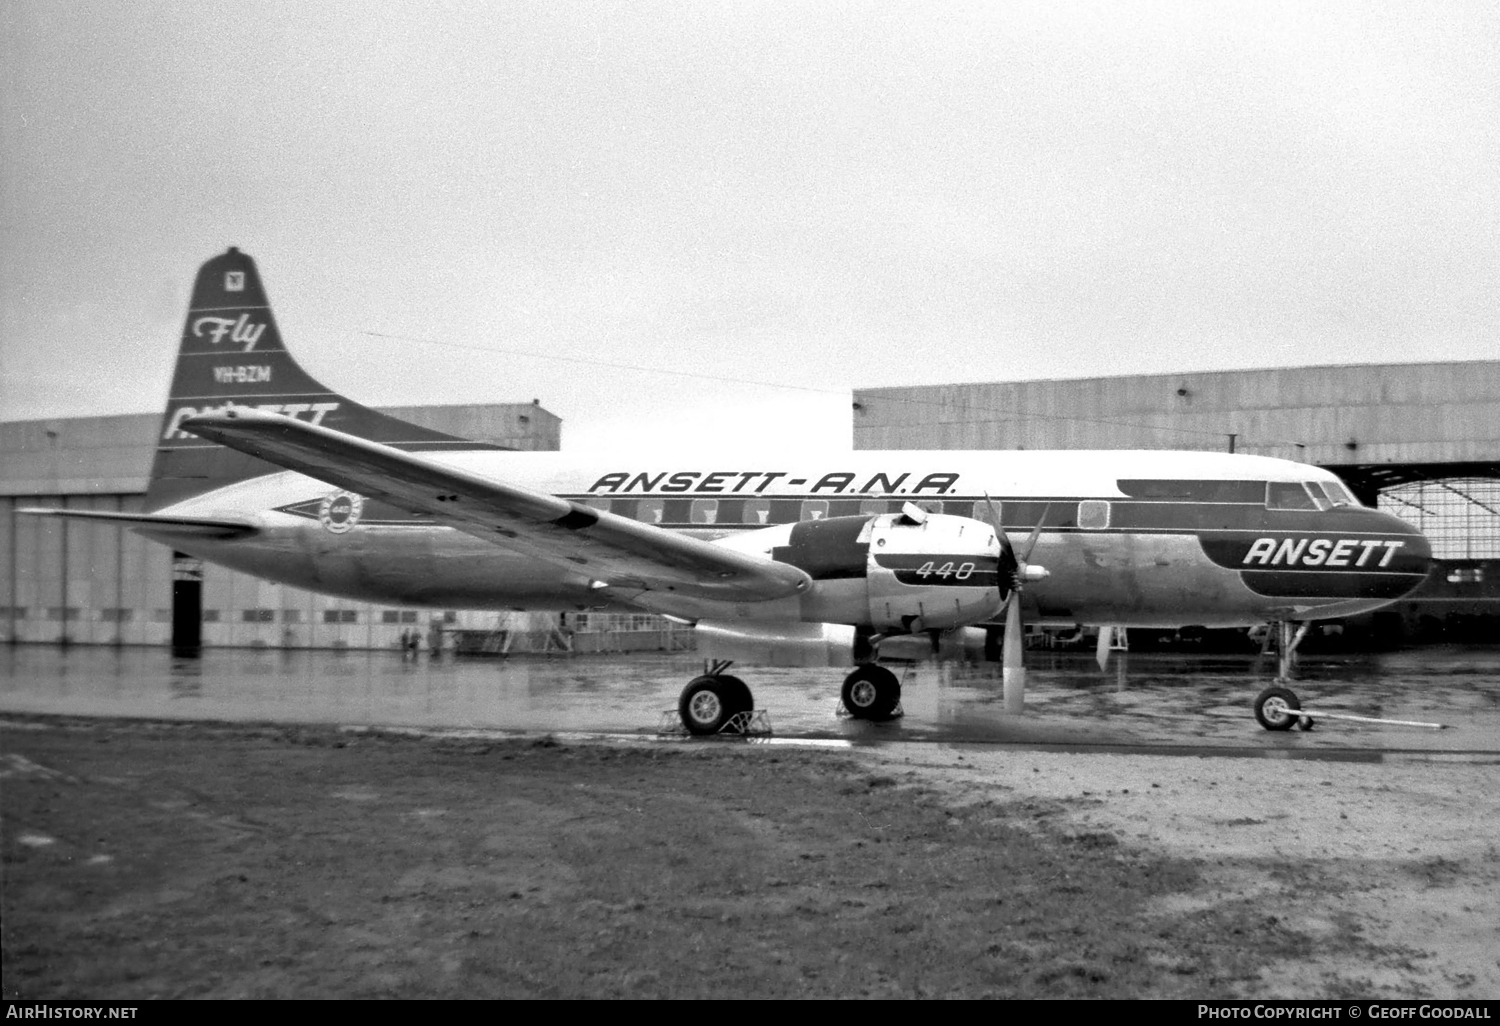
[877,626,993,662]
[713,509,1006,631]
[697,620,996,667]
[865,511,1003,629]
[696,620,857,668]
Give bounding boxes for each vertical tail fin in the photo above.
[146,248,479,510]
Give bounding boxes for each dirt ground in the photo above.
[2,715,1497,999]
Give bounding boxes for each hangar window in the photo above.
[1266,482,1320,511]
[1380,478,1500,559]
[100,608,133,623]
[690,499,719,525]
[322,609,358,624]
[201,609,220,623]
[801,499,829,521]
[1077,500,1111,530]
[241,608,275,623]
[0,607,26,620]
[282,609,302,623]
[743,498,771,525]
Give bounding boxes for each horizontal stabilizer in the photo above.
[15,507,258,539]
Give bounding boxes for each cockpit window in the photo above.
[1266,481,1320,511]
[1318,480,1360,508]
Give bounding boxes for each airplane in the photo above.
[20,248,1434,735]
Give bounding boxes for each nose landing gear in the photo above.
[1253,621,1315,731]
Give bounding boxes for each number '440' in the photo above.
[915,561,975,580]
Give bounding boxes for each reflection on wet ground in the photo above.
[1,645,1497,760]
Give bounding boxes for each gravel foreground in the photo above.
[2,716,1496,999]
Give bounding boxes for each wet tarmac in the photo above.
[2,644,1498,763]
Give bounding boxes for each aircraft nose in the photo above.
[1376,509,1433,562]
[1367,509,1434,599]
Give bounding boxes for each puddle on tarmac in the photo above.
[1,644,1497,756]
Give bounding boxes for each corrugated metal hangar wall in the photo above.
[853,361,1499,471]
[1,404,561,648]
[853,359,1500,640]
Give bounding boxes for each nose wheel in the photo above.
[1254,621,1316,731]
[1253,686,1314,731]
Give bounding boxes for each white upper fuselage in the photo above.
[154,447,1432,629]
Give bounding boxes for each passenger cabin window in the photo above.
[637,498,665,524]
[743,498,771,525]
[1117,479,1264,503]
[1266,482,1320,511]
[800,499,829,521]
[1077,500,1111,530]
[690,499,719,525]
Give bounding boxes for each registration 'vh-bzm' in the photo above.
[22,250,1433,735]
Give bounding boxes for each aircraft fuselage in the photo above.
[153,448,1431,629]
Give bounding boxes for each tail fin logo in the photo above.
[225,271,245,291]
[162,401,339,440]
[192,313,267,351]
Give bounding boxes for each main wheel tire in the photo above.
[716,675,753,718]
[842,664,901,721]
[1254,686,1302,731]
[679,675,743,736]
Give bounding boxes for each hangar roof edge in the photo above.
[852,358,1500,395]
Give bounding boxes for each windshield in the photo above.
[1317,480,1360,508]
[1266,481,1321,511]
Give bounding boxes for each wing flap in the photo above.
[182,409,811,602]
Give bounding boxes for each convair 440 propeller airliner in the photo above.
[22,249,1433,734]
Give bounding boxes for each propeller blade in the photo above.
[1018,502,1052,563]
[1002,588,1025,714]
[1095,625,1112,672]
[985,491,1050,716]
[982,492,1019,584]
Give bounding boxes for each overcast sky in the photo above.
[3,1,1497,455]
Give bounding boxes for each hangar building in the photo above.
[1,403,562,649]
[6,360,1497,650]
[853,359,1500,641]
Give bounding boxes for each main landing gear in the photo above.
[1252,620,1315,732]
[840,663,902,721]
[677,661,754,736]
[675,661,903,735]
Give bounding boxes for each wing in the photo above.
[182,408,811,603]
[15,507,257,539]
